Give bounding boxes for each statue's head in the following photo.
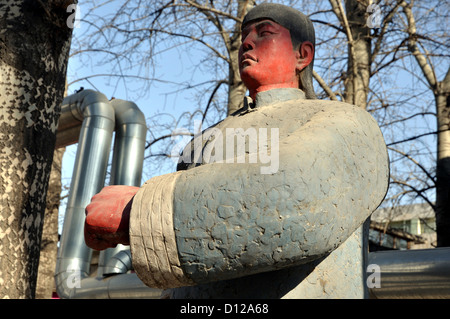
[239,3,316,99]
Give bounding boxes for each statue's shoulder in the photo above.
[261,98,373,121]
[314,99,367,112]
[217,98,379,133]
[291,98,365,113]
[291,99,378,124]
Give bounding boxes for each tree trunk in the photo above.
[0,0,74,298]
[227,0,254,115]
[399,0,450,246]
[435,67,450,247]
[227,37,247,115]
[343,0,371,109]
[35,147,65,299]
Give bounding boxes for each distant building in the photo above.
[370,203,436,250]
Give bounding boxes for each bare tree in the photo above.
[36,147,65,299]
[327,0,372,108]
[0,0,75,298]
[67,0,262,179]
[67,0,448,245]
[396,0,450,246]
[308,0,448,245]
[70,0,255,117]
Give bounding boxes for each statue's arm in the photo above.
[129,105,389,289]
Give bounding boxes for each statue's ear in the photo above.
[295,41,314,72]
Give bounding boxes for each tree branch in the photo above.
[328,0,358,104]
[398,0,437,90]
[312,70,338,100]
[145,131,194,150]
[388,146,436,184]
[202,80,227,124]
[371,1,403,64]
[387,129,448,146]
[185,0,243,23]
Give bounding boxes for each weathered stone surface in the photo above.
[130,172,195,289]
[130,88,389,298]
[171,91,388,290]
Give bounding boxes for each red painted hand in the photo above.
[84,185,139,250]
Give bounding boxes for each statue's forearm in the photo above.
[172,160,340,284]
[129,105,389,289]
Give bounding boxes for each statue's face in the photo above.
[239,19,300,99]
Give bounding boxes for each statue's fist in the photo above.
[84,185,139,250]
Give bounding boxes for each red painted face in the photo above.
[239,19,300,99]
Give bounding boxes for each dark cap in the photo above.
[242,3,315,47]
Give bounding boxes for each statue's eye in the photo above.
[259,30,273,37]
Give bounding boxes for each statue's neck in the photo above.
[252,88,306,108]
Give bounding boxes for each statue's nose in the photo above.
[241,33,255,52]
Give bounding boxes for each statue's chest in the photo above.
[179,103,319,169]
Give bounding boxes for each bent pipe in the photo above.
[54,90,160,298]
[368,247,450,299]
[97,99,146,277]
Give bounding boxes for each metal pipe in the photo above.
[55,90,115,299]
[54,90,160,299]
[68,273,162,299]
[97,98,147,277]
[97,245,129,277]
[368,247,450,299]
[101,250,133,276]
[109,98,147,186]
[55,90,87,148]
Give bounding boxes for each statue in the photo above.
[85,3,389,298]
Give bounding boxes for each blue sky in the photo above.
[60,3,204,228]
[58,1,441,231]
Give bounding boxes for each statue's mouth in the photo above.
[240,53,257,68]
